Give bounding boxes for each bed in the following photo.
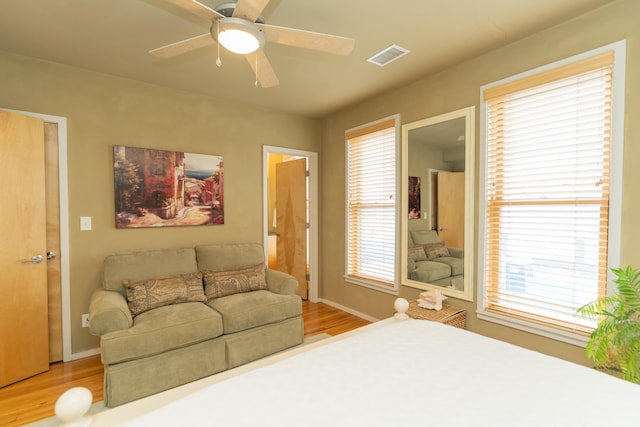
[66,305,639,426]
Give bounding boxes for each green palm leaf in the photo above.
[577,266,640,383]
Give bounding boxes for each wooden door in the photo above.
[437,172,464,248]
[275,158,308,299]
[0,110,49,386]
[44,122,62,362]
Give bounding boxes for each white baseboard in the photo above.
[317,299,380,323]
[66,347,101,362]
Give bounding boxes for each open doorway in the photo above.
[428,168,465,248]
[262,146,318,302]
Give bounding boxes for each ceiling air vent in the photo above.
[367,45,410,67]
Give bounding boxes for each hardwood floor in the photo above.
[0,354,104,426]
[0,301,371,426]
[302,300,371,338]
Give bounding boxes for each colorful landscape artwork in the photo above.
[114,145,224,228]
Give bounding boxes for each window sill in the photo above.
[476,309,590,347]
[345,275,399,295]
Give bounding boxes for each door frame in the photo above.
[262,146,318,302]
[2,108,73,361]
[427,168,445,231]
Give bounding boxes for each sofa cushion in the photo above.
[423,242,450,260]
[410,260,451,282]
[207,290,302,334]
[196,243,265,272]
[203,264,267,300]
[408,245,428,262]
[101,302,222,365]
[124,272,206,317]
[435,256,464,276]
[103,248,198,296]
[410,229,441,245]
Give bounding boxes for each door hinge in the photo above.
[305,273,310,281]
[305,170,309,177]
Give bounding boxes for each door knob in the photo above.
[23,254,44,264]
[47,251,57,259]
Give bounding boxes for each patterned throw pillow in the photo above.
[124,272,206,317]
[408,245,428,262]
[423,242,450,260]
[203,263,267,301]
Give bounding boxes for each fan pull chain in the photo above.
[215,20,222,67]
[254,53,259,88]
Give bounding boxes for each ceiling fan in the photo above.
[150,0,356,88]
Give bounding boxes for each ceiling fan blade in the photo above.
[149,33,214,58]
[246,50,280,88]
[233,0,270,22]
[258,24,355,56]
[165,0,224,21]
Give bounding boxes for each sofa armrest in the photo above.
[448,247,464,259]
[89,289,133,336]
[407,257,416,272]
[265,269,299,295]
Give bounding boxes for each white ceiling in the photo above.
[0,0,616,117]
[410,117,466,149]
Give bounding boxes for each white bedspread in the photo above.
[116,319,640,426]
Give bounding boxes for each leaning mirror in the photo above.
[401,106,475,301]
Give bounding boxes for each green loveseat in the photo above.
[89,243,303,407]
[407,220,464,290]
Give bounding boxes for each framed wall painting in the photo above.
[408,176,421,219]
[114,145,224,228]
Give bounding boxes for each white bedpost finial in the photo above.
[394,297,410,320]
[55,386,94,427]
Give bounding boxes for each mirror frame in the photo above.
[400,106,475,301]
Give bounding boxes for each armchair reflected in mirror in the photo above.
[401,107,475,301]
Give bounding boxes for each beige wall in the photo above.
[0,52,321,353]
[320,0,640,365]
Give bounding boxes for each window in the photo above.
[345,117,399,292]
[478,42,625,344]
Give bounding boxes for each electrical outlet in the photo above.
[82,313,90,328]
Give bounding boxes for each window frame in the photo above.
[477,41,626,346]
[344,115,401,294]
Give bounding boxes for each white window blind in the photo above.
[482,52,614,335]
[346,119,397,288]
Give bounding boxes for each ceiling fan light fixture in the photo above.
[213,17,265,55]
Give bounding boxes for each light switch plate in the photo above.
[80,216,92,231]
